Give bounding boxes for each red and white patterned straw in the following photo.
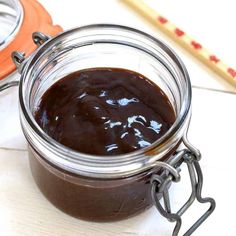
[123,0,236,88]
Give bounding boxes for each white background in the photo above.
[0,1,236,235]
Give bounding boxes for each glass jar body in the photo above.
[19,25,191,221]
[29,146,155,221]
[28,143,180,221]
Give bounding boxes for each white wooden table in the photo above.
[1,1,236,235]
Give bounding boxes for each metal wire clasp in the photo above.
[0,32,50,93]
[151,136,216,236]
[11,32,51,74]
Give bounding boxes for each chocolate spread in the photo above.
[30,68,176,221]
[34,68,175,155]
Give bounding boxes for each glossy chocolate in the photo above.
[35,68,175,155]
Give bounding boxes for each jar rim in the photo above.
[19,24,192,178]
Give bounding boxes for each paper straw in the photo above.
[123,0,236,88]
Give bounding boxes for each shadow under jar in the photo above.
[16,25,215,232]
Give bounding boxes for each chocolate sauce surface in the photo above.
[35,68,175,155]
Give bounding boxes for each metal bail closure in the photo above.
[151,137,216,236]
[0,32,50,93]
[12,32,50,74]
[32,32,51,47]
[11,51,26,74]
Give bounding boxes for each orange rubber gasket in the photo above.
[0,0,63,80]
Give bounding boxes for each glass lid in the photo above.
[0,0,62,81]
[0,0,23,51]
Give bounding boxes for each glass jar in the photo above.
[3,24,215,235]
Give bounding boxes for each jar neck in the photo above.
[19,24,192,178]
